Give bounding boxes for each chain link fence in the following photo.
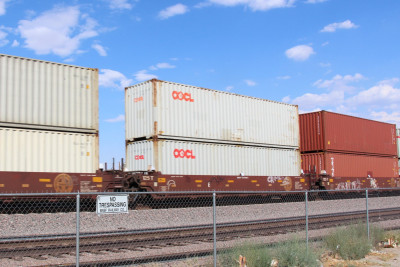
[0,189,400,266]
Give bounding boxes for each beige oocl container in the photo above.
[0,54,98,132]
[0,127,98,173]
[126,79,299,148]
[126,139,300,176]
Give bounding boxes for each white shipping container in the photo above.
[0,54,98,132]
[0,127,98,173]
[126,80,299,148]
[126,140,300,176]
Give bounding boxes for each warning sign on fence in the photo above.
[96,195,129,214]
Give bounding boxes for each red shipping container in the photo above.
[301,152,398,178]
[300,111,397,156]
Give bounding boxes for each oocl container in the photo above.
[301,152,398,178]
[0,127,98,173]
[300,111,397,156]
[0,54,98,132]
[126,140,300,176]
[126,79,299,148]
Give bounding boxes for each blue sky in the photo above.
[1,0,400,166]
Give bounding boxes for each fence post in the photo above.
[76,192,80,267]
[213,191,217,267]
[366,189,370,240]
[305,191,309,251]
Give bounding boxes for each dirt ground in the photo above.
[321,246,400,267]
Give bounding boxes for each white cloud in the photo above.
[305,0,327,3]
[99,69,133,90]
[285,45,315,61]
[195,2,212,8]
[370,111,400,126]
[244,79,256,86]
[207,0,296,11]
[11,40,19,47]
[291,90,344,109]
[0,0,10,16]
[107,0,132,10]
[105,114,125,122]
[321,41,329,46]
[157,62,176,69]
[18,6,98,57]
[158,4,189,19]
[319,62,331,68]
[286,77,400,126]
[313,73,364,92]
[0,29,8,46]
[92,43,107,56]
[150,62,176,70]
[321,20,358,33]
[277,75,291,80]
[377,78,399,87]
[348,82,400,106]
[226,85,234,91]
[134,70,157,81]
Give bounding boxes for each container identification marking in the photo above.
[135,155,144,160]
[172,91,194,102]
[173,149,195,159]
[134,96,143,102]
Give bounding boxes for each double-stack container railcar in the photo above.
[300,111,399,190]
[123,79,309,192]
[1,53,400,197]
[0,54,103,193]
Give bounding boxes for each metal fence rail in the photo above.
[0,188,399,266]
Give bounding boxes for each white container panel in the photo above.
[126,80,299,148]
[0,54,98,131]
[0,127,98,173]
[125,81,154,139]
[126,140,300,176]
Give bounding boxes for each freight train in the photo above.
[0,54,399,199]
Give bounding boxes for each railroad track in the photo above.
[1,208,400,266]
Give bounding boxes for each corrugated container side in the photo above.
[126,80,299,148]
[397,129,400,158]
[0,127,99,173]
[301,152,398,178]
[300,111,397,156]
[0,54,98,131]
[299,112,324,152]
[126,140,300,176]
[125,80,154,139]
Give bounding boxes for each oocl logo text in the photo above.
[172,91,194,102]
[135,155,144,160]
[173,149,196,159]
[134,96,143,102]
